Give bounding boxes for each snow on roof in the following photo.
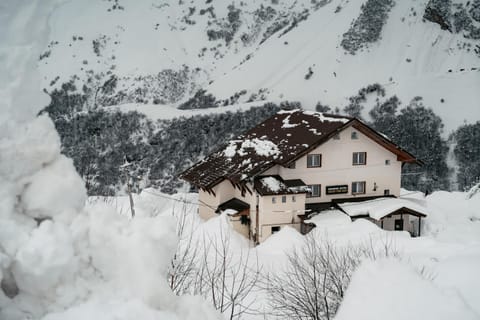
[223,138,280,159]
[182,110,415,189]
[304,210,351,226]
[223,208,238,216]
[338,197,428,220]
[261,176,286,193]
[303,110,350,123]
[281,115,300,128]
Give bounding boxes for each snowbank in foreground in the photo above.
[335,259,478,320]
[0,2,220,319]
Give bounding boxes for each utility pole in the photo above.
[120,157,136,218]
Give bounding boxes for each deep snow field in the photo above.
[1,1,480,319]
[79,188,480,320]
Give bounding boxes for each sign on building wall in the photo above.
[326,185,348,195]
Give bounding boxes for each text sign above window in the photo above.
[326,185,349,195]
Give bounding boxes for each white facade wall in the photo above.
[197,126,405,243]
[257,193,306,243]
[198,180,257,239]
[198,180,257,218]
[264,126,402,203]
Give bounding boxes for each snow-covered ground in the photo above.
[33,0,480,132]
[2,1,479,319]
[81,188,480,319]
[0,1,219,319]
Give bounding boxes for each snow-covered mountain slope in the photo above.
[37,0,480,132]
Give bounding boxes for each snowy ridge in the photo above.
[34,0,480,131]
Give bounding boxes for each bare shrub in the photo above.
[169,215,260,319]
[264,234,399,320]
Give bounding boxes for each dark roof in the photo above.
[216,197,250,213]
[283,179,307,188]
[253,175,308,196]
[180,109,421,189]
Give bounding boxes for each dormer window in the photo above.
[351,131,358,140]
[307,154,322,168]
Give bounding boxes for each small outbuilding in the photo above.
[337,197,428,236]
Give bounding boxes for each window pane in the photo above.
[307,184,321,197]
[282,195,286,203]
[272,197,276,203]
[352,181,365,194]
[353,152,366,165]
[308,154,321,167]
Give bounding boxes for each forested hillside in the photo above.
[36,0,480,195]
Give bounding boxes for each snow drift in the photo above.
[0,2,219,319]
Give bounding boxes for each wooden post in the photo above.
[120,158,136,218]
[418,217,421,237]
[127,178,136,218]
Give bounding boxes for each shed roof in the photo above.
[253,175,308,196]
[338,197,428,220]
[216,197,250,214]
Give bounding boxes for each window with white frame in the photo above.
[307,184,321,197]
[307,154,322,168]
[282,195,287,203]
[352,181,366,194]
[351,131,358,139]
[272,197,276,204]
[385,159,390,165]
[292,195,296,202]
[352,152,367,165]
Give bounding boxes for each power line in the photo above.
[141,189,217,210]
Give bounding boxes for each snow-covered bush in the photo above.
[178,89,219,109]
[423,0,480,40]
[341,0,395,54]
[343,83,386,119]
[44,100,281,195]
[206,4,242,45]
[369,97,450,191]
[471,0,480,22]
[423,0,452,31]
[453,121,480,190]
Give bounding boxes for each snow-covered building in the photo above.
[180,109,427,243]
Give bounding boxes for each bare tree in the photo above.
[168,214,261,319]
[196,226,260,319]
[168,199,200,295]
[264,234,398,320]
